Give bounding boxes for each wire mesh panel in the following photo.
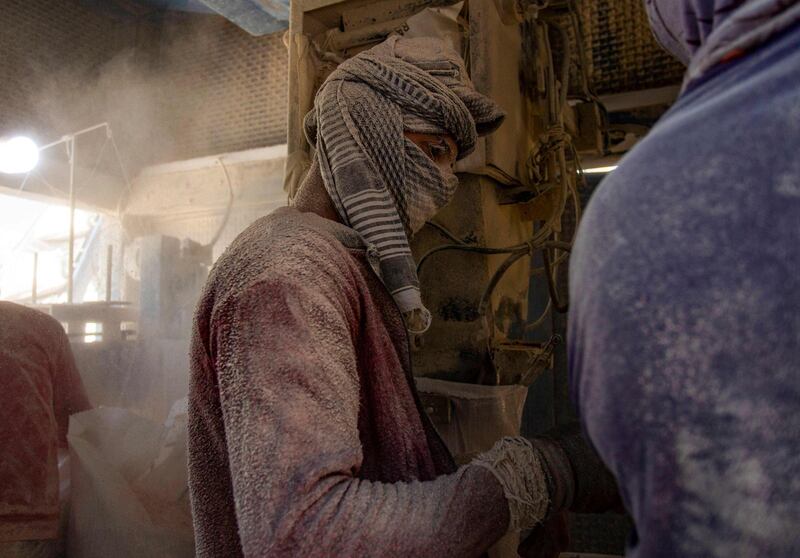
[0,2,289,173]
[0,0,127,136]
[579,0,685,94]
[149,15,289,161]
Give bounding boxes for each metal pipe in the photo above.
[36,122,115,305]
[320,17,409,51]
[38,122,110,152]
[32,252,38,304]
[106,244,113,302]
[67,137,76,303]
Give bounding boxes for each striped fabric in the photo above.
[304,36,504,333]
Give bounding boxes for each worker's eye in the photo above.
[423,139,451,162]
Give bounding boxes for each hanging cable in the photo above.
[89,138,109,178]
[109,127,136,234]
[415,1,590,368]
[524,299,553,332]
[205,158,235,249]
[417,242,528,275]
[542,244,570,313]
[109,133,131,191]
[425,220,469,245]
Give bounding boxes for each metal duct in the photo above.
[81,0,289,35]
[195,0,289,35]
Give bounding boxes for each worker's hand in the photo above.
[472,427,621,539]
[531,423,624,515]
[518,511,570,558]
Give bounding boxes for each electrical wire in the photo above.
[85,137,110,186]
[479,249,533,307]
[524,299,552,332]
[417,242,528,275]
[109,131,132,193]
[416,1,590,381]
[477,0,589,380]
[425,220,468,245]
[206,158,235,249]
[110,128,135,235]
[567,2,599,104]
[530,249,568,277]
[518,333,562,386]
[32,169,66,197]
[543,243,569,313]
[16,170,33,193]
[548,21,572,113]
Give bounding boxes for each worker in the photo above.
[0,301,91,557]
[569,0,800,556]
[188,36,618,558]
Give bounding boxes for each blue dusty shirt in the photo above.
[568,23,800,558]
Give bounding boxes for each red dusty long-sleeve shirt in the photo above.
[0,301,91,541]
[188,207,510,558]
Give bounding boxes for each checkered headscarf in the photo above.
[304,36,505,333]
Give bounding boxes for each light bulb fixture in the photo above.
[0,136,40,174]
[582,165,618,175]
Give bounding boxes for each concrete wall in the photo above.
[123,145,287,260]
[99,146,288,419]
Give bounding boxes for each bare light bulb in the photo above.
[0,136,40,174]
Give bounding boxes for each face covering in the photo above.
[644,0,693,65]
[645,0,800,88]
[304,36,505,333]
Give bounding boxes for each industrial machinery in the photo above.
[285,0,602,388]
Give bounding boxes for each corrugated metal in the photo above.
[0,0,128,138]
[145,15,288,162]
[0,2,288,176]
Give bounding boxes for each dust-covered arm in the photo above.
[213,274,509,558]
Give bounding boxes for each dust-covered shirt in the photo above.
[187,207,509,558]
[568,24,800,558]
[0,302,90,541]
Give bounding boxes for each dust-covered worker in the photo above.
[569,1,800,556]
[188,36,617,558]
[0,301,91,557]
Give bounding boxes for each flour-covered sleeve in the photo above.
[213,272,509,558]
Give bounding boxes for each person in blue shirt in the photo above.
[568,1,800,556]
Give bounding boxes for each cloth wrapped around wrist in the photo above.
[471,437,550,531]
[472,427,621,533]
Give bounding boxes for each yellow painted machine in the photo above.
[285,0,601,388]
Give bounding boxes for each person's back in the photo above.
[0,301,90,554]
[569,3,800,556]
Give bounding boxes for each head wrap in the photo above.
[304,36,505,333]
[645,0,800,88]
